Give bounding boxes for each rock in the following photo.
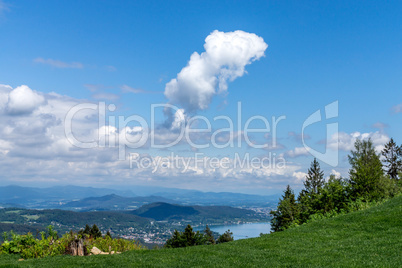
[77,239,85,256]
[18,259,24,261]
[90,247,102,255]
[100,252,109,255]
[68,239,85,256]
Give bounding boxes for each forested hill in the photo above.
[130,202,259,221]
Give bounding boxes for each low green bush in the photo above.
[0,226,141,259]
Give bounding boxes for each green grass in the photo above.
[1,196,401,267]
[4,211,21,214]
[21,215,40,221]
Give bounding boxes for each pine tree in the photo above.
[381,138,402,180]
[182,225,196,246]
[90,224,102,239]
[348,138,384,200]
[83,224,91,235]
[165,225,206,248]
[303,158,325,195]
[270,185,299,232]
[204,225,215,245]
[298,158,325,221]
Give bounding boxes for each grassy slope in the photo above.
[1,196,401,267]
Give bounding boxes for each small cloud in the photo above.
[392,103,402,114]
[105,65,117,72]
[121,85,161,94]
[0,0,10,15]
[372,122,389,130]
[288,131,310,142]
[92,93,120,101]
[285,147,310,158]
[330,169,341,178]
[34,57,83,69]
[121,85,146,94]
[84,84,105,92]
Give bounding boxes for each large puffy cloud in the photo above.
[0,85,46,115]
[165,30,267,112]
[328,131,389,153]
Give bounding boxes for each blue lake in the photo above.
[196,222,271,240]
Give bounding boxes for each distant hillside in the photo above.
[154,190,279,207]
[0,207,149,234]
[61,194,175,211]
[132,202,198,221]
[131,202,259,222]
[0,223,46,241]
[0,185,136,208]
[3,195,400,267]
[0,185,277,209]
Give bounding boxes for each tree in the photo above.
[348,138,384,200]
[165,225,206,248]
[298,158,325,221]
[165,230,186,248]
[303,158,325,195]
[204,225,215,245]
[105,230,112,239]
[270,185,299,232]
[381,138,402,180]
[217,230,233,243]
[319,175,349,213]
[83,224,91,235]
[90,224,102,239]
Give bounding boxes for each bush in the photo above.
[0,225,142,259]
[87,235,141,253]
[165,225,206,248]
[217,230,234,244]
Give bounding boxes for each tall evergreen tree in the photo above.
[298,158,325,221]
[204,225,215,245]
[381,138,402,180]
[348,138,384,200]
[83,224,91,235]
[303,158,325,195]
[90,224,102,239]
[270,185,299,232]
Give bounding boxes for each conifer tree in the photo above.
[298,158,325,221]
[303,158,325,195]
[90,224,102,239]
[348,138,384,200]
[270,185,299,232]
[204,225,215,245]
[381,138,402,180]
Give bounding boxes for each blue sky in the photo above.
[0,1,401,195]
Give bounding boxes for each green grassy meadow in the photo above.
[1,195,401,267]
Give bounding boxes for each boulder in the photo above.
[90,247,102,255]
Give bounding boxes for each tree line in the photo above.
[270,138,402,232]
[165,224,233,248]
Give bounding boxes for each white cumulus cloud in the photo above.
[4,85,45,115]
[328,131,389,153]
[164,30,267,112]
